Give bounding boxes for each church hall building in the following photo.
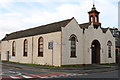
[1,5,116,66]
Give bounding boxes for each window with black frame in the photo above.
[107,41,112,58]
[38,37,43,57]
[69,34,78,58]
[12,41,16,56]
[23,39,28,57]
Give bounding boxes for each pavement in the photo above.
[1,61,119,80]
[2,61,118,73]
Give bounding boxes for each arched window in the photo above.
[90,15,93,23]
[95,16,97,22]
[23,39,28,57]
[91,16,93,22]
[38,37,43,57]
[69,34,78,58]
[12,41,16,56]
[107,41,112,58]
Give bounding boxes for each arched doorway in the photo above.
[91,40,101,64]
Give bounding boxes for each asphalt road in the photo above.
[54,70,119,78]
[2,65,46,76]
[1,64,74,80]
[7,71,118,80]
[24,71,119,80]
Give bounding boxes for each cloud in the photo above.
[0,0,118,39]
[0,0,82,2]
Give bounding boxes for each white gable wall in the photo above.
[105,29,116,63]
[61,18,84,65]
[84,25,115,64]
[84,26,105,64]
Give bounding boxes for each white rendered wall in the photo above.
[1,32,62,66]
[62,18,84,65]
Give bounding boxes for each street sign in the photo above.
[48,41,53,49]
[9,55,12,59]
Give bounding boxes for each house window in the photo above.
[23,39,28,57]
[69,34,78,58]
[107,41,112,58]
[38,37,43,57]
[12,41,16,56]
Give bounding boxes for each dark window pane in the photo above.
[70,35,77,58]
[12,41,16,56]
[23,39,28,57]
[38,37,43,57]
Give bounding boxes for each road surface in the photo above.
[0,61,119,80]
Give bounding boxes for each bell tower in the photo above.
[88,4,101,27]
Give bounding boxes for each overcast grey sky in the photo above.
[0,0,118,39]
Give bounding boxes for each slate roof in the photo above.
[88,4,100,14]
[2,17,110,41]
[109,28,118,30]
[79,23,108,33]
[79,23,101,29]
[88,10,100,14]
[101,28,108,33]
[79,23,90,29]
[2,18,73,41]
